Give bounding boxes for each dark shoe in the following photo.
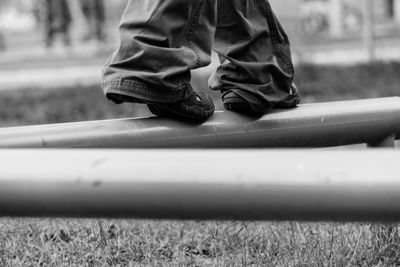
[274,83,301,109]
[222,85,300,115]
[222,91,264,115]
[106,93,147,104]
[147,91,215,121]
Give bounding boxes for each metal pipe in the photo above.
[368,134,396,148]
[1,149,400,221]
[1,97,400,148]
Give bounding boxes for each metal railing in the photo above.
[0,97,399,148]
[0,149,399,221]
[1,97,400,221]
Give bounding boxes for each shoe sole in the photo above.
[109,92,215,121]
[223,94,300,115]
[148,103,214,121]
[223,97,264,116]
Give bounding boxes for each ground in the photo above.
[2,219,400,266]
[0,62,400,266]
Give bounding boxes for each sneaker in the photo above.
[106,93,146,104]
[222,85,300,115]
[275,83,301,109]
[147,91,215,121]
[222,91,264,115]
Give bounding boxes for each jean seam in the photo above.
[103,77,191,101]
[264,2,294,75]
[184,0,206,68]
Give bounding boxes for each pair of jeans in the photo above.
[102,0,299,112]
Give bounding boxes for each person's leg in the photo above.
[93,0,106,41]
[0,32,5,51]
[102,0,217,120]
[44,0,54,48]
[61,25,71,47]
[60,0,72,47]
[210,0,300,114]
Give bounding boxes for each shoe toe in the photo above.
[222,92,261,115]
[147,91,215,121]
[196,92,214,111]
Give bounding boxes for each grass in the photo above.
[0,61,400,266]
[2,220,400,266]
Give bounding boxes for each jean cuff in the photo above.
[102,77,193,104]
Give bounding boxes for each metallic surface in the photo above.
[1,149,400,221]
[1,97,400,148]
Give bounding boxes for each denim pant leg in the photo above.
[209,0,300,112]
[102,0,217,104]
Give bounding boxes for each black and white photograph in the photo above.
[0,0,399,265]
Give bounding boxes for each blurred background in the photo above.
[0,0,399,126]
[1,1,400,265]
